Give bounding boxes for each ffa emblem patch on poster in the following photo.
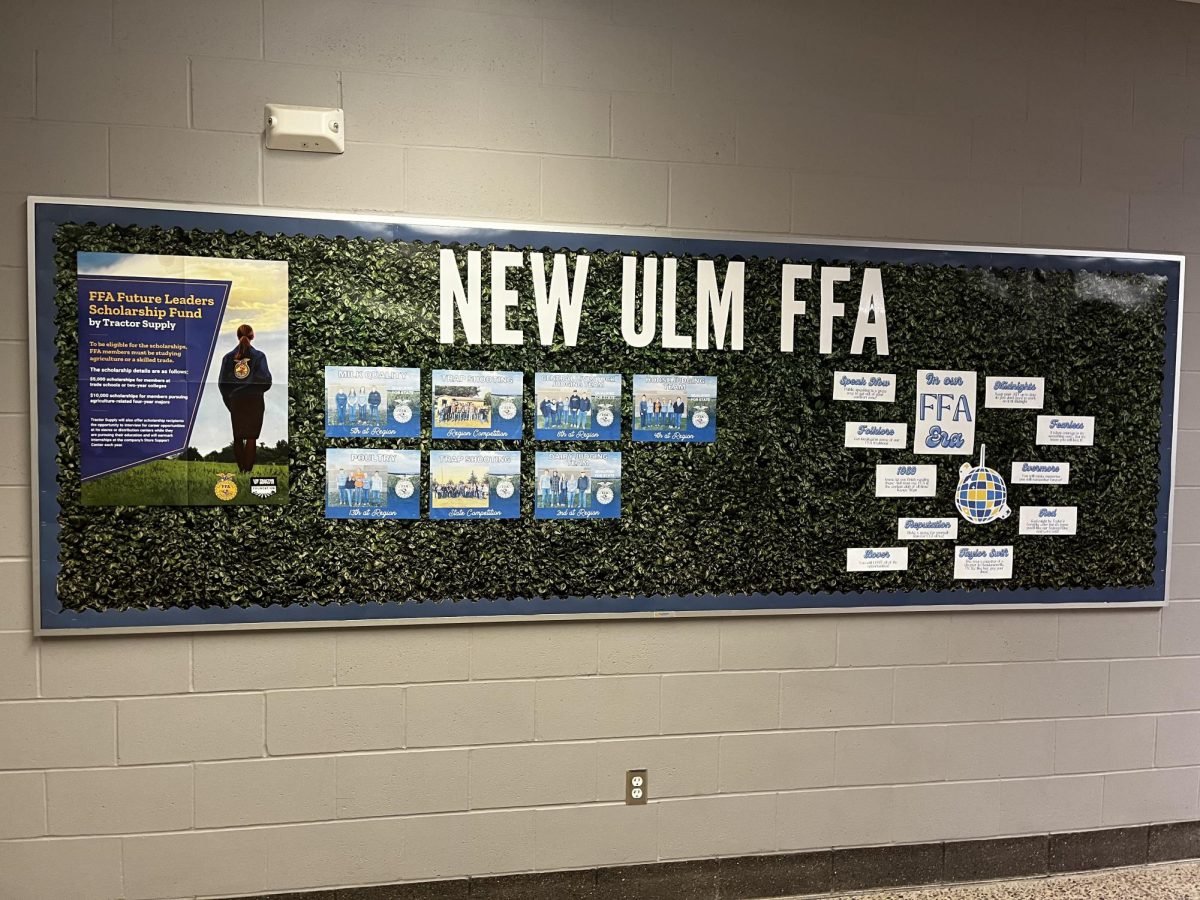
[394,477,414,499]
[954,444,1010,525]
[233,358,251,380]
[692,406,710,428]
[495,477,515,499]
[392,403,413,423]
[596,482,615,505]
[214,473,239,501]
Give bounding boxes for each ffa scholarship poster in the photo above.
[76,253,289,506]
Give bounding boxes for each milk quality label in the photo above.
[846,547,909,572]
[898,517,959,540]
[954,545,1014,580]
[1011,461,1070,485]
[875,464,937,497]
[985,376,1044,409]
[844,421,908,449]
[833,371,896,403]
[1036,415,1094,446]
[1019,506,1078,536]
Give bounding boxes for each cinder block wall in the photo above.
[3,0,1200,897]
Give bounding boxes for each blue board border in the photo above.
[30,199,1182,632]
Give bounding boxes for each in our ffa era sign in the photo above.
[27,198,1183,633]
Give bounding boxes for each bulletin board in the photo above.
[28,198,1184,634]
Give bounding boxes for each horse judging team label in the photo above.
[985,376,1044,409]
[1036,415,1094,446]
[898,517,959,540]
[846,547,909,572]
[954,545,1014,579]
[1011,461,1071,485]
[1019,506,1078,536]
[875,464,938,497]
[832,371,896,403]
[844,421,907,449]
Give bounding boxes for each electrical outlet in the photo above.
[626,769,648,804]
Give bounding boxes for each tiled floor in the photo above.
[805,861,1200,899]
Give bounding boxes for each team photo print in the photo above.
[324,366,419,438]
[534,452,622,520]
[632,374,718,443]
[324,448,420,520]
[431,369,523,440]
[534,372,621,441]
[429,450,521,520]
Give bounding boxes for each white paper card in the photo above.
[985,376,1044,409]
[914,369,976,455]
[1011,461,1071,485]
[875,464,938,497]
[1019,506,1078,536]
[844,421,908,449]
[898,517,959,540]
[833,371,896,403]
[846,547,909,572]
[1036,415,1094,446]
[954,545,1014,580]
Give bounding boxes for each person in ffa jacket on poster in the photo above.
[218,324,273,474]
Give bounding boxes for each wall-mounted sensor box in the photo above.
[264,104,344,154]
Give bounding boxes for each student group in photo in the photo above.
[432,477,490,502]
[539,391,594,429]
[637,394,687,429]
[333,468,386,506]
[437,397,490,425]
[538,469,593,508]
[331,385,386,426]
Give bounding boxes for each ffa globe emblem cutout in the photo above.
[954,444,1010,525]
[495,477,515,499]
[233,358,251,380]
[214,472,239,501]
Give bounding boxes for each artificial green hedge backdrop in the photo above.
[53,224,1168,612]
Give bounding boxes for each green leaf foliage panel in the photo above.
[51,223,1171,614]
